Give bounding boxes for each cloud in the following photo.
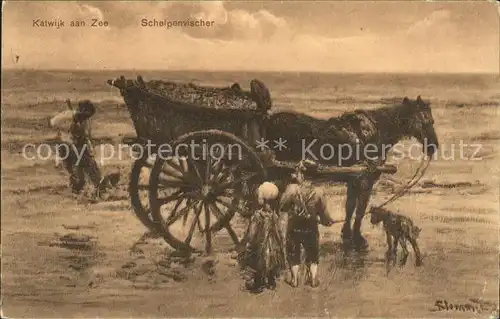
[163,1,290,40]
[79,4,105,21]
[80,1,289,41]
[406,9,452,35]
[227,9,288,40]
[4,1,105,26]
[2,1,497,73]
[2,1,294,69]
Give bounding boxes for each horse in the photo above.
[266,96,439,250]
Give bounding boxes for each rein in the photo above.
[327,155,431,225]
[374,155,431,208]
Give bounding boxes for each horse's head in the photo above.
[402,96,439,156]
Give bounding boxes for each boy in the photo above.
[280,160,336,288]
[239,182,287,294]
[50,99,104,198]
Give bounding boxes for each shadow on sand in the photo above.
[320,240,385,282]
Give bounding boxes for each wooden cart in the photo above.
[107,76,397,254]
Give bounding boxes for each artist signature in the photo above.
[433,298,499,317]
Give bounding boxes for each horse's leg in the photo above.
[399,238,409,266]
[352,175,377,250]
[384,230,393,274]
[391,235,399,266]
[409,237,423,267]
[341,179,358,244]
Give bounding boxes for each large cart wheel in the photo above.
[149,130,266,254]
[129,156,157,231]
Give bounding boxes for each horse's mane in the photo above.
[267,99,423,163]
[273,100,409,126]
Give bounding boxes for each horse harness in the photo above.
[316,110,430,225]
[340,110,382,148]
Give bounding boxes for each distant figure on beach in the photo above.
[15,55,20,63]
[280,160,336,288]
[49,99,106,199]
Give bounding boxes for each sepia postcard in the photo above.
[1,1,499,318]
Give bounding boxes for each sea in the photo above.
[1,69,499,119]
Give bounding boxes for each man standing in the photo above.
[279,160,336,288]
[50,99,104,198]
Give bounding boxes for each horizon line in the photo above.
[2,67,499,76]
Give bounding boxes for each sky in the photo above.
[2,0,499,73]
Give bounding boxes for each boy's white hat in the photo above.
[256,181,279,205]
